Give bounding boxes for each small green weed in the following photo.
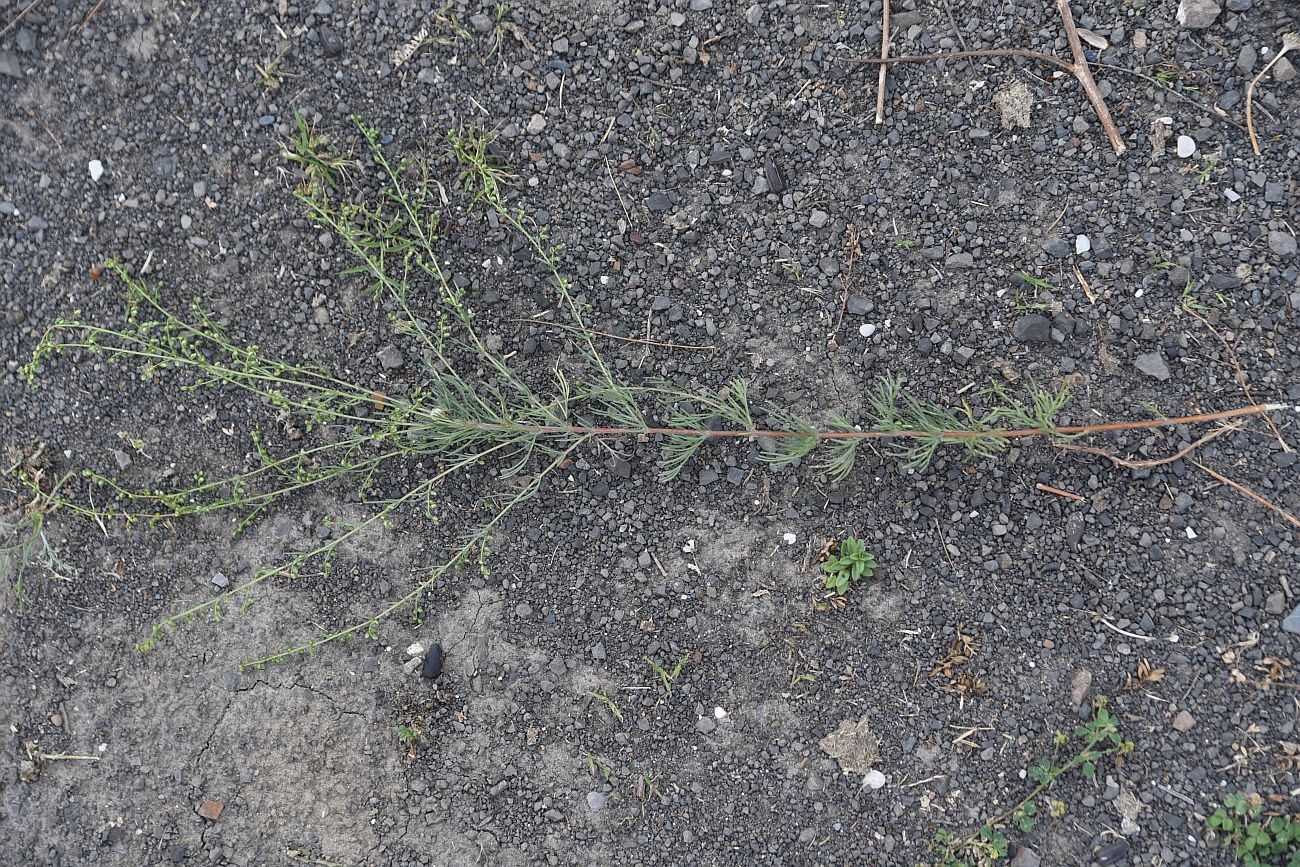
[929,698,1132,866]
[646,651,691,697]
[892,239,917,249]
[1197,156,1218,184]
[1017,271,1055,291]
[1207,793,1300,867]
[589,691,625,724]
[282,111,351,194]
[821,536,877,596]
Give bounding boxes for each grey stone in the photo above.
[1274,57,1296,83]
[646,192,672,212]
[695,716,717,733]
[1009,846,1041,867]
[1042,237,1071,257]
[745,3,764,25]
[1176,0,1221,28]
[1012,314,1051,343]
[211,571,230,589]
[763,154,785,193]
[377,344,404,369]
[809,210,829,229]
[1264,182,1284,203]
[0,50,22,79]
[1135,352,1171,381]
[1283,604,1300,635]
[1264,591,1285,615]
[945,252,974,269]
[469,13,493,32]
[586,791,607,811]
[847,296,874,315]
[1268,231,1297,257]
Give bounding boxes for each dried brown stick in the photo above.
[0,0,42,40]
[1194,461,1300,529]
[875,0,891,125]
[1035,482,1084,502]
[1096,63,1248,133]
[847,0,1126,154]
[1059,422,1241,469]
[1054,0,1126,155]
[1246,33,1299,155]
[1182,304,1289,452]
[76,0,109,34]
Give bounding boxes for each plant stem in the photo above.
[453,401,1277,443]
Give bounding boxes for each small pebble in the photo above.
[862,769,886,790]
[1075,234,1091,254]
[1176,135,1196,158]
[859,323,876,338]
[88,160,104,182]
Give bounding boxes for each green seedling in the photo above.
[646,651,691,697]
[589,691,625,724]
[821,536,877,596]
[1207,792,1300,867]
[930,698,1132,867]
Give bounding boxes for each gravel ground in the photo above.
[2,0,1298,865]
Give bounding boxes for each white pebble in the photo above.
[1176,135,1196,158]
[406,642,425,657]
[1075,234,1091,254]
[1185,526,1197,540]
[858,323,877,338]
[88,160,104,182]
[1224,189,1241,202]
[714,706,727,719]
[862,769,887,790]
[782,532,797,545]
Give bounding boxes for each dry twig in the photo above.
[875,0,891,125]
[1182,303,1289,452]
[1194,462,1300,529]
[1060,422,1242,469]
[0,0,41,40]
[1246,33,1300,155]
[848,0,1126,154]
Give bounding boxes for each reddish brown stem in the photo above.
[507,402,1277,442]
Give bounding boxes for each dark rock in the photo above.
[1012,314,1052,343]
[319,25,344,57]
[421,643,444,679]
[945,252,974,269]
[1042,237,1071,257]
[1096,839,1130,863]
[764,154,785,193]
[646,192,672,212]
